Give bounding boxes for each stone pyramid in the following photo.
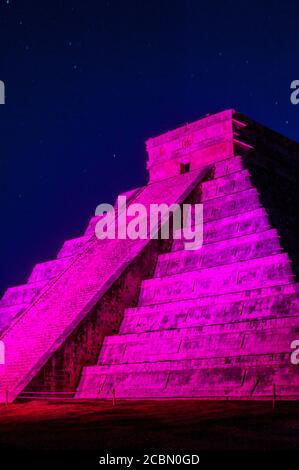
[1,109,299,402]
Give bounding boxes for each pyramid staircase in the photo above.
[0,188,140,334]
[0,168,206,402]
[76,155,299,399]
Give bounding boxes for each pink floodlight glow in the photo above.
[0,109,299,402]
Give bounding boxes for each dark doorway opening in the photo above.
[180,163,190,174]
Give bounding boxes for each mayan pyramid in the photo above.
[0,109,298,402]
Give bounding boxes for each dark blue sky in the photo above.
[0,0,298,295]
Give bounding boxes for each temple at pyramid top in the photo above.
[146,109,238,182]
[145,108,299,182]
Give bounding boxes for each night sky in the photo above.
[0,0,298,296]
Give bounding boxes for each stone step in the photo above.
[84,215,102,236]
[57,235,90,259]
[99,316,298,365]
[0,280,48,307]
[76,362,299,399]
[0,304,27,333]
[211,156,245,179]
[121,287,299,334]
[84,186,142,236]
[90,352,293,374]
[200,169,252,201]
[139,253,294,306]
[172,207,270,251]
[28,256,76,283]
[190,155,244,182]
[202,187,261,222]
[155,229,281,278]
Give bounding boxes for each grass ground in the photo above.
[0,399,298,453]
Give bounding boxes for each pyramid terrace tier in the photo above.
[84,215,106,236]
[200,168,252,201]
[76,361,299,400]
[121,285,299,334]
[83,186,142,236]
[0,304,27,333]
[155,229,281,278]
[98,315,299,365]
[210,155,245,179]
[0,279,48,308]
[173,208,270,251]
[201,187,261,222]
[27,256,76,283]
[139,253,294,306]
[57,235,91,259]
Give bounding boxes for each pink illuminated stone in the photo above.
[1,109,299,402]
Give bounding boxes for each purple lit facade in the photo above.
[0,109,299,402]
